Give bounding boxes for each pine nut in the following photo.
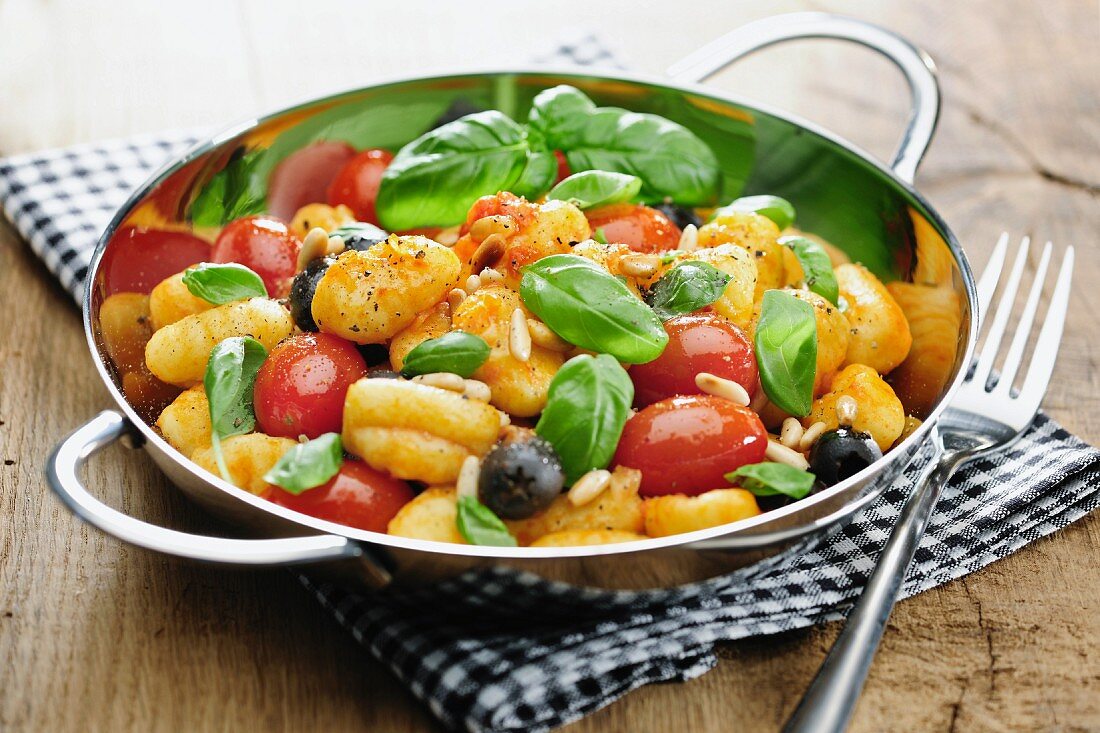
[678,223,699,252]
[464,274,482,295]
[567,469,612,507]
[447,288,467,310]
[470,233,506,272]
[463,379,492,402]
[469,215,515,241]
[456,455,480,499]
[509,308,532,362]
[297,227,332,271]
[325,234,346,256]
[435,225,461,246]
[780,417,804,449]
[798,421,828,452]
[527,318,572,352]
[498,411,512,429]
[836,395,858,426]
[695,372,751,406]
[618,254,659,278]
[412,372,466,392]
[766,438,810,470]
[479,267,505,285]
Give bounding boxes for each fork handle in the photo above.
[783,428,960,733]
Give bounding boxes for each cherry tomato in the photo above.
[613,395,767,497]
[211,216,301,298]
[267,141,356,221]
[326,148,394,224]
[630,313,758,407]
[100,227,211,295]
[254,333,367,439]
[269,460,415,533]
[585,203,682,253]
[553,150,570,184]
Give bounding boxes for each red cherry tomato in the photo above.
[100,227,211,295]
[267,141,356,221]
[613,395,767,497]
[630,313,758,407]
[585,203,682,253]
[553,150,570,184]
[211,216,301,298]
[326,148,394,224]
[254,333,367,439]
[269,460,415,533]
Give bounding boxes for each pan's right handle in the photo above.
[666,12,940,183]
[47,410,389,582]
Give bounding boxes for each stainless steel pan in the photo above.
[47,13,978,591]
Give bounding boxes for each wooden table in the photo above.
[2,1,1097,730]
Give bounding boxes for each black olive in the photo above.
[655,203,703,230]
[478,436,565,520]
[288,256,333,331]
[338,222,388,252]
[366,368,400,379]
[357,343,390,367]
[429,99,484,130]
[809,428,883,486]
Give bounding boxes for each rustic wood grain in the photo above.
[1,0,1097,731]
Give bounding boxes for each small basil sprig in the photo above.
[520,255,668,363]
[779,235,839,306]
[535,354,633,483]
[400,331,490,378]
[726,462,815,500]
[646,261,730,321]
[547,170,641,210]
[262,433,343,495]
[712,194,796,230]
[182,263,268,305]
[754,290,817,417]
[204,337,268,481]
[190,149,267,226]
[592,228,609,244]
[456,495,518,547]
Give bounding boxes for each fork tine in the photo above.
[976,232,1010,322]
[1019,246,1074,404]
[972,236,1030,386]
[995,242,1052,393]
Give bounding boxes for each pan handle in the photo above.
[666,12,940,183]
[47,410,387,577]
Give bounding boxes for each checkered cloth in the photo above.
[3,41,1099,733]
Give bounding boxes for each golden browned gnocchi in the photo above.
[388,302,452,372]
[386,488,467,543]
[156,386,211,457]
[643,488,761,538]
[505,467,645,546]
[191,433,297,495]
[698,211,786,298]
[289,203,355,240]
[803,364,905,451]
[149,271,213,330]
[836,263,912,374]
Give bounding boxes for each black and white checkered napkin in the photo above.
[3,39,1099,733]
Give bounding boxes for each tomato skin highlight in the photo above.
[326,148,394,225]
[254,333,367,439]
[630,313,758,407]
[585,203,682,253]
[613,395,767,497]
[101,227,211,295]
[211,216,301,298]
[267,141,356,221]
[269,460,414,533]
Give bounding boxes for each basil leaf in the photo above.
[547,170,642,210]
[528,85,719,205]
[535,354,633,483]
[646,261,730,321]
[713,195,796,230]
[725,462,815,500]
[520,255,668,363]
[182,263,268,305]
[456,495,518,547]
[754,290,817,417]
[263,433,343,495]
[592,227,608,244]
[190,149,267,226]
[779,235,839,306]
[203,337,268,481]
[376,111,547,230]
[400,331,490,378]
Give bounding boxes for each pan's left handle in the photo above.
[47,410,390,583]
[666,12,940,183]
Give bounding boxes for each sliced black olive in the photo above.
[429,99,484,130]
[478,436,565,520]
[809,427,883,486]
[288,256,333,332]
[357,343,390,367]
[655,203,703,230]
[336,222,388,252]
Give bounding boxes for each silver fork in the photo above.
[784,234,1076,733]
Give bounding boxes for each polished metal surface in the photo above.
[48,13,980,592]
[784,235,1075,733]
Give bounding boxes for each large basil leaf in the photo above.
[456,496,517,547]
[527,85,598,147]
[779,235,839,305]
[376,111,543,230]
[646,261,730,321]
[726,462,815,500]
[713,194,796,230]
[547,170,641,210]
[754,290,817,417]
[520,255,668,363]
[400,331,490,378]
[263,433,343,495]
[535,354,634,483]
[182,263,267,304]
[203,337,268,481]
